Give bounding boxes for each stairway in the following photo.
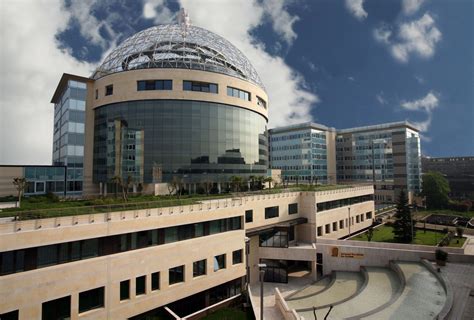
[282,261,449,320]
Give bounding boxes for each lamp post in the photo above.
[258,263,267,320]
[245,237,250,307]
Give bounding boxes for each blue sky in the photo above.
[0,0,472,164]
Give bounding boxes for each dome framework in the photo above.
[92,24,265,90]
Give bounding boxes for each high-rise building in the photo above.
[269,121,422,204]
[51,76,90,195]
[48,15,269,196]
[268,122,337,184]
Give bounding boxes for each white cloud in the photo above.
[401,91,439,132]
[376,92,387,105]
[0,0,94,164]
[373,25,392,44]
[374,13,441,63]
[68,0,117,49]
[402,0,426,15]
[142,0,174,24]
[262,0,300,46]
[345,0,368,21]
[177,0,318,127]
[347,76,355,81]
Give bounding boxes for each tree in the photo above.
[264,177,273,189]
[12,177,28,208]
[392,189,416,243]
[168,176,183,199]
[367,224,375,242]
[229,176,243,192]
[255,176,265,190]
[122,175,133,201]
[422,171,450,209]
[111,176,122,199]
[248,175,256,191]
[200,179,213,196]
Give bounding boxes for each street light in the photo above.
[258,263,267,320]
[245,237,250,307]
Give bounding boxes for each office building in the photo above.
[0,165,67,198]
[268,122,337,184]
[48,12,269,196]
[0,185,375,319]
[422,156,474,199]
[269,121,422,204]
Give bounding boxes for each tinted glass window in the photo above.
[136,275,146,295]
[232,250,242,264]
[79,287,104,313]
[288,203,298,215]
[151,272,160,291]
[265,206,279,219]
[193,259,206,277]
[120,280,130,300]
[169,265,184,285]
[245,210,253,223]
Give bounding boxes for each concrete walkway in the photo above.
[462,235,474,255]
[250,271,314,320]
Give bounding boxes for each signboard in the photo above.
[329,247,364,259]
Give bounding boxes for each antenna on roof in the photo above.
[178,8,190,39]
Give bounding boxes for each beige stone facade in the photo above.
[0,186,374,319]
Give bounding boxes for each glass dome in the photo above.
[92,24,265,90]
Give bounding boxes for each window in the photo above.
[183,80,218,93]
[317,226,322,236]
[325,224,330,234]
[79,287,104,313]
[265,206,279,219]
[332,222,338,232]
[288,203,298,215]
[339,220,344,229]
[257,96,267,109]
[227,86,250,101]
[232,249,243,264]
[105,85,113,96]
[366,211,372,220]
[95,89,98,99]
[0,310,19,320]
[259,229,288,248]
[136,276,146,295]
[151,272,160,291]
[245,210,253,223]
[120,280,130,301]
[214,254,226,271]
[193,259,206,277]
[137,80,172,91]
[42,296,70,320]
[169,265,184,285]
[361,214,365,222]
[356,215,360,223]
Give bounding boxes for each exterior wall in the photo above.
[315,238,474,275]
[92,69,268,120]
[326,130,337,184]
[268,123,335,184]
[0,167,22,197]
[82,81,99,196]
[0,232,245,320]
[0,187,375,318]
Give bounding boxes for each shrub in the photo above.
[435,249,448,261]
[45,192,60,203]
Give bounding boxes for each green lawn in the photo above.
[413,209,474,219]
[351,225,467,247]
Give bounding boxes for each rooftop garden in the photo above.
[0,184,356,221]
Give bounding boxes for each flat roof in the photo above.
[269,121,336,134]
[50,73,93,104]
[337,121,420,134]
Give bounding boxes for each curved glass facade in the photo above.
[93,100,268,184]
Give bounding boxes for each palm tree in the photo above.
[110,176,122,199]
[264,177,274,189]
[248,175,256,191]
[229,176,243,192]
[12,177,28,208]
